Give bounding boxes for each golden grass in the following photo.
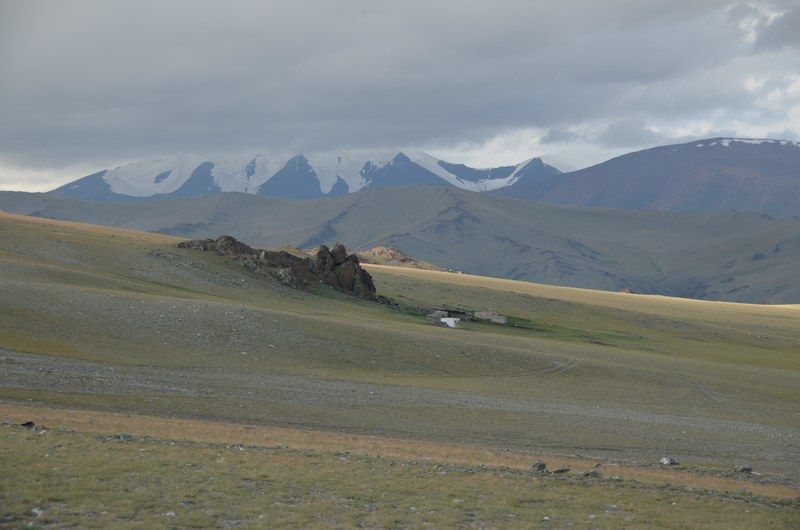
[364,264,800,319]
[0,210,181,243]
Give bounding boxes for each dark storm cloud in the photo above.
[0,0,798,188]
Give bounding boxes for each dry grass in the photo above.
[4,403,796,500]
[3,403,798,529]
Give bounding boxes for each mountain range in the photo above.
[3,136,797,303]
[50,137,800,217]
[50,150,560,202]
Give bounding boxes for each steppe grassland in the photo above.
[2,211,799,527]
[1,210,798,425]
[366,264,799,406]
[2,210,798,426]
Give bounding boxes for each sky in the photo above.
[1,0,799,192]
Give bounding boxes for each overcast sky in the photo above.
[1,0,798,191]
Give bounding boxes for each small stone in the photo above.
[530,461,548,473]
[660,457,678,465]
[552,465,570,474]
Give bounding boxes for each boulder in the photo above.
[330,242,348,265]
[312,244,376,298]
[530,462,548,474]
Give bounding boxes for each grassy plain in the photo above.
[1,211,799,528]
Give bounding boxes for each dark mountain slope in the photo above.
[361,153,449,188]
[507,138,800,217]
[256,155,325,199]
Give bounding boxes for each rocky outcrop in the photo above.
[358,245,444,271]
[181,234,255,256]
[311,243,376,299]
[178,236,376,299]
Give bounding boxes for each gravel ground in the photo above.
[3,348,798,483]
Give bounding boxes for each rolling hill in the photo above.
[2,211,798,526]
[2,187,799,303]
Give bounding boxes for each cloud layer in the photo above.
[1,0,798,189]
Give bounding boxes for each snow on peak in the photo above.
[87,149,557,198]
[698,138,800,149]
[303,150,397,193]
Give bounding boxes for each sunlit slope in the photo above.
[1,212,798,478]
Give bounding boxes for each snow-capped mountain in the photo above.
[50,151,561,201]
[49,137,799,217]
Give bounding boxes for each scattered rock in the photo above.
[359,245,442,270]
[735,464,753,473]
[20,421,35,429]
[582,469,602,478]
[552,465,570,474]
[530,461,548,473]
[660,457,679,466]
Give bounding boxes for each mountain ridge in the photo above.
[493,137,800,217]
[51,150,558,201]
